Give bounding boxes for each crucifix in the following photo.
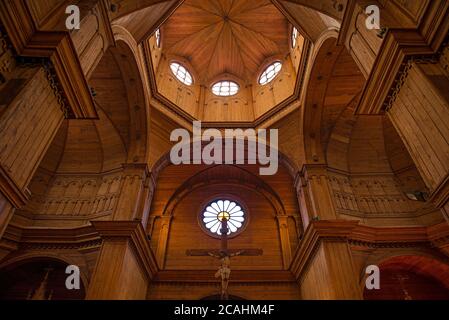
[186,216,263,300]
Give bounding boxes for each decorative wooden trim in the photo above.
[0,224,101,251]
[337,0,357,46]
[136,0,184,44]
[0,0,98,119]
[355,1,449,114]
[290,220,449,281]
[91,221,159,280]
[154,270,295,284]
[0,165,30,208]
[428,173,449,208]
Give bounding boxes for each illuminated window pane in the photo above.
[170,62,193,85]
[201,199,246,236]
[291,27,298,48]
[155,28,161,48]
[211,81,239,97]
[259,62,282,85]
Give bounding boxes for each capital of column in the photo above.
[91,220,159,280]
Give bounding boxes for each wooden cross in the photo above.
[186,217,263,299]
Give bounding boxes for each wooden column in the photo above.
[339,0,383,78]
[276,215,292,269]
[68,0,115,79]
[87,221,158,300]
[113,164,149,221]
[387,60,449,209]
[291,221,362,300]
[295,165,338,229]
[0,40,65,237]
[155,215,173,269]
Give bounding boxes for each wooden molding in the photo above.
[91,221,159,280]
[154,270,295,284]
[355,1,449,114]
[0,0,98,119]
[0,165,30,208]
[428,173,449,209]
[290,220,449,281]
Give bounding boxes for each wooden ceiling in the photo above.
[161,0,290,84]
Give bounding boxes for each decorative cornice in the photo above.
[153,270,295,284]
[91,221,159,280]
[355,1,449,114]
[0,223,101,252]
[0,0,98,119]
[0,164,30,208]
[290,220,449,282]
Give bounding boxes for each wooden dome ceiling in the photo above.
[161,0,290,84]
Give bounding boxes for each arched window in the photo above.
[291,27,298,48]
[211,81,239,96]
[259,62,282,85]
[155,28,161,48]
[170,62,193,85]
[201,199,246,236]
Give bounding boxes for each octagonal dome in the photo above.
[146,0,308,125]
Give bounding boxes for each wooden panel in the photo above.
[0,67,64,189]
[149,163,300,274]
[165,184,284,270]
[25,0,66,28]
[300,242,362,300]
[388,63,449,192]
[253,59,296,119]
[87,240,148,299]
[148,282,300,300]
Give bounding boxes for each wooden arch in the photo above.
[300,31,343,165]
[160,165,288,219]
[0,254,90,290]
[107,26,151,163]
[150,139,300,182]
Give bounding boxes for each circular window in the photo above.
[291,27,298,48]
[212,81,239,97]
[155,28,161,48]
[201,199,246,236]
[259,62,282,85]
[170,62,193,86]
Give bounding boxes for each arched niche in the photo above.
[363,255,449,300]
[0,257,87,300]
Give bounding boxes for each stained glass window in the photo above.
[201,199,245,236]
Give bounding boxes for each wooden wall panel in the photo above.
[300,242,361,299]
[253,58,296,119]
[149,163,300,275]
[25,0,66,28]
[0,67,64,189]
[388,62,449,192]
[164,184,284,270]
[148,282,300,300]
[87,240,148,300]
